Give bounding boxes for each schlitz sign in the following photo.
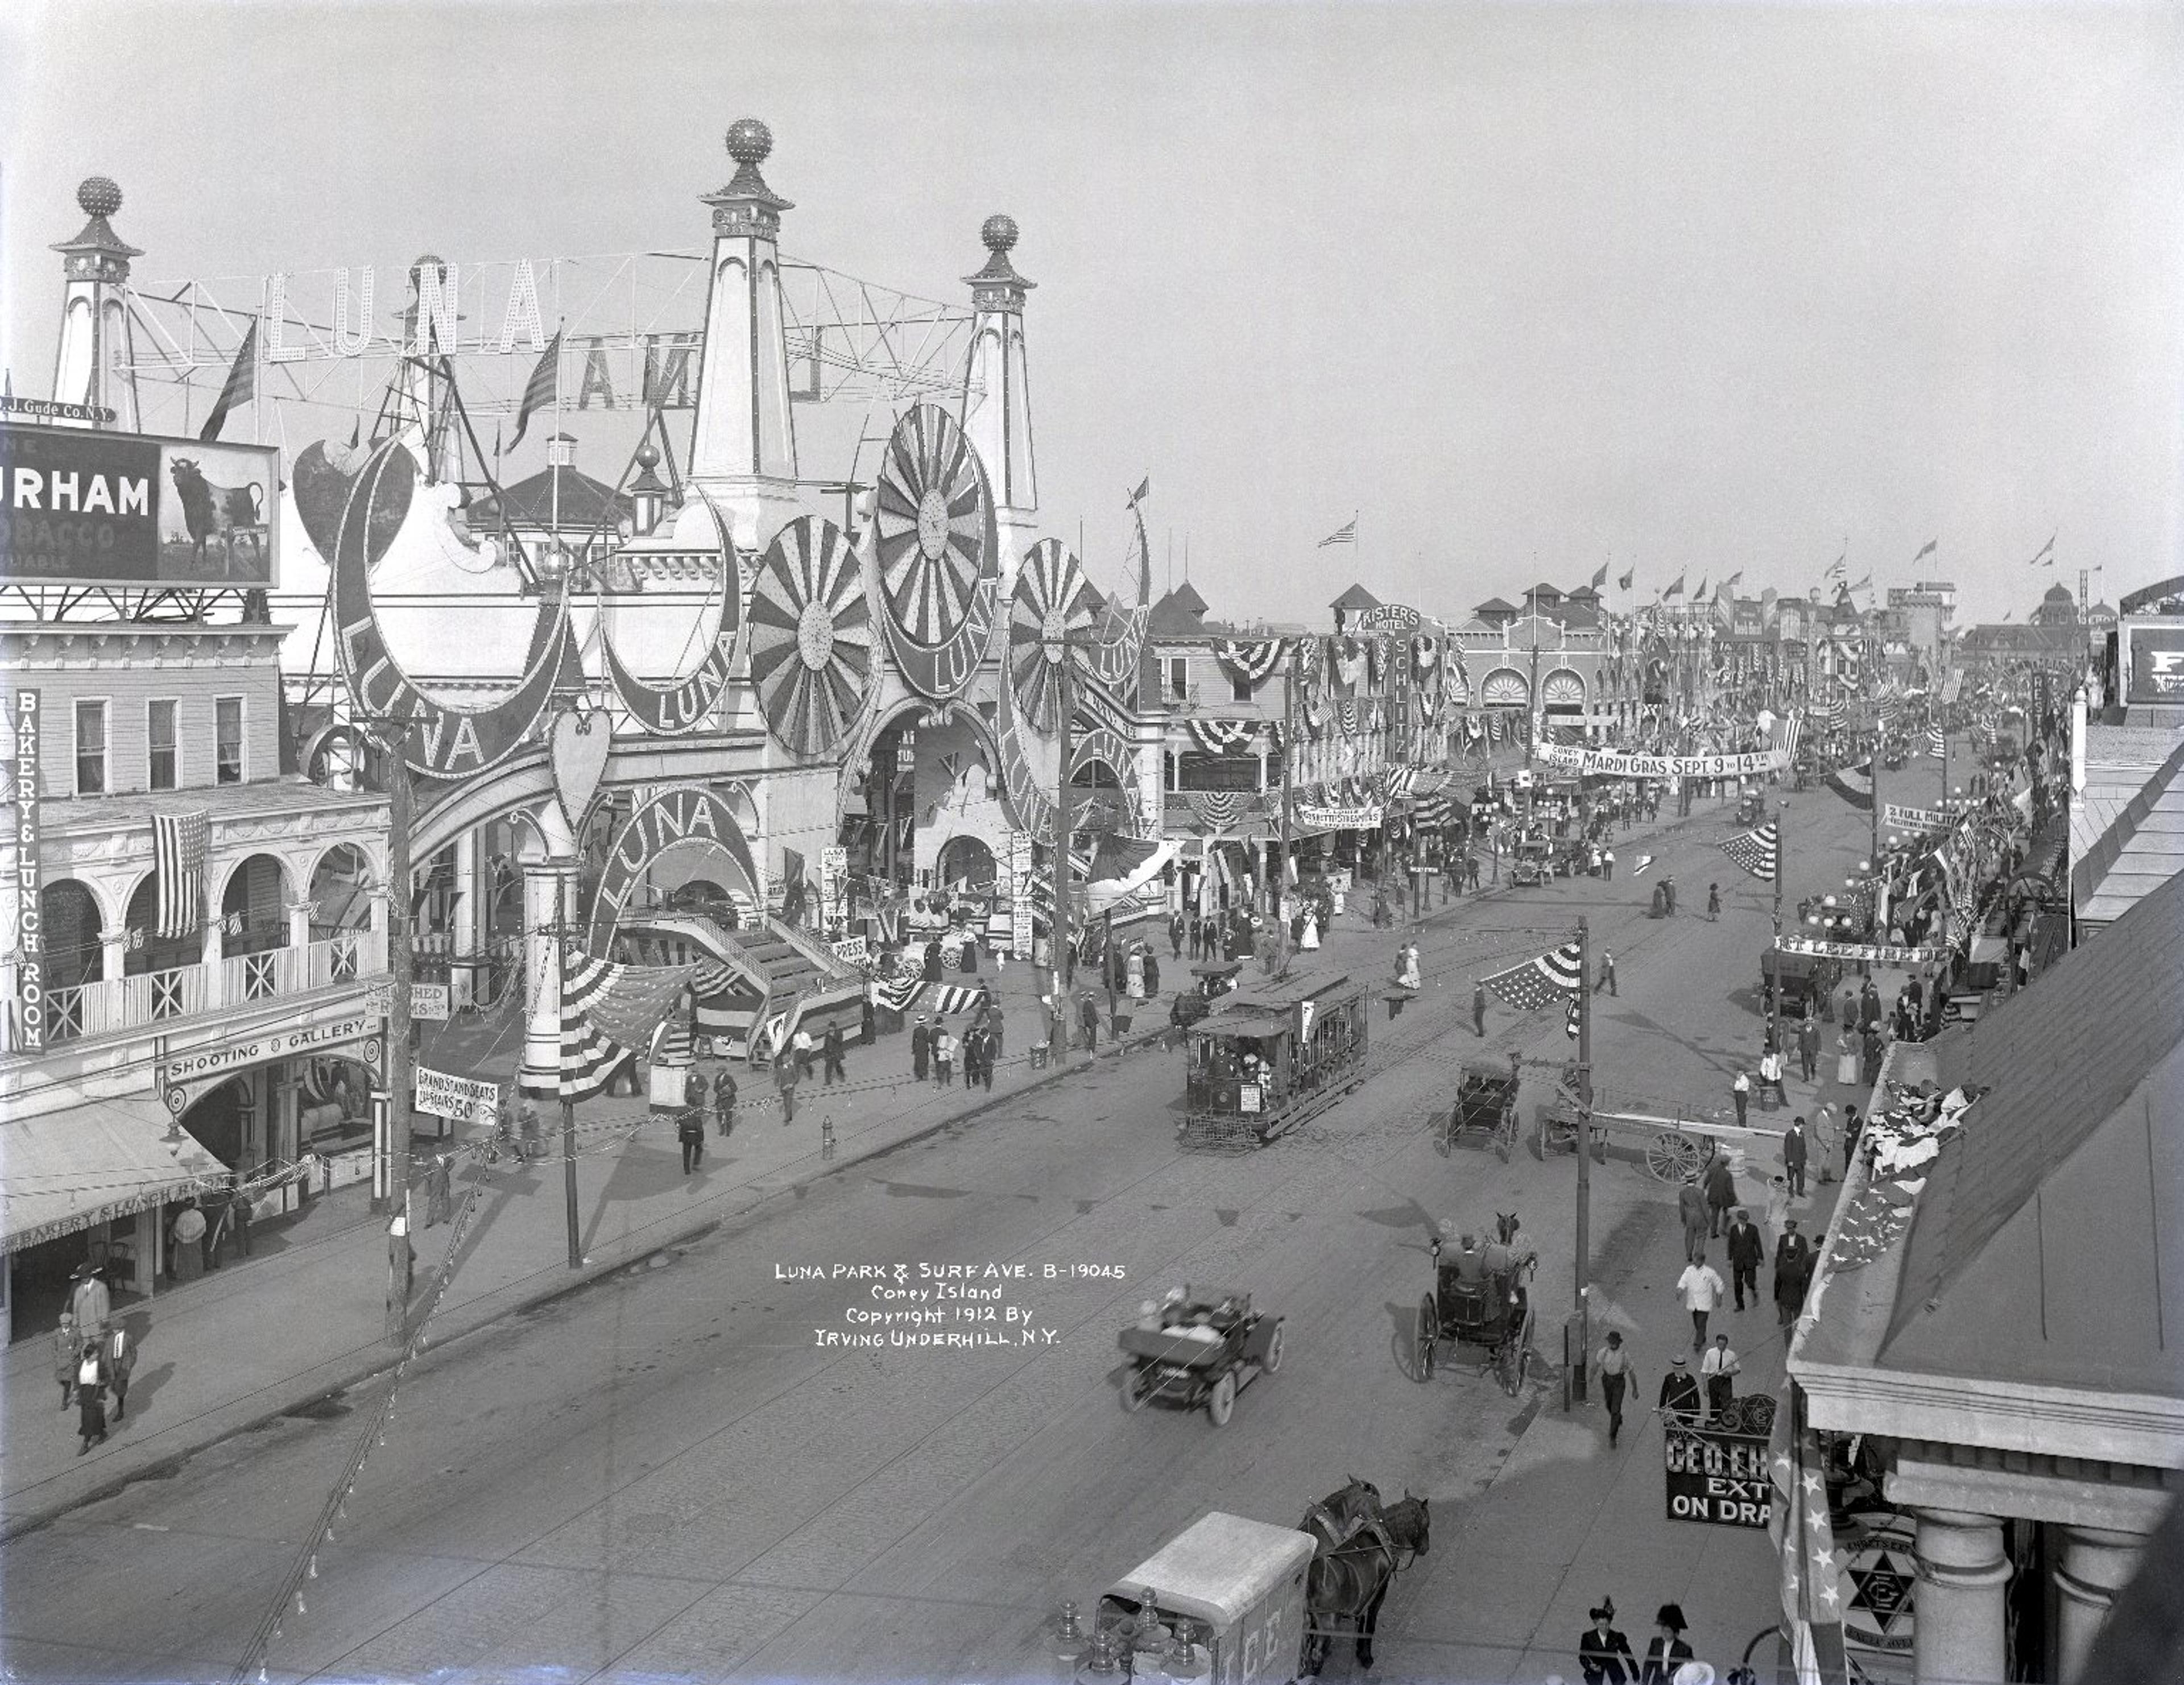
[333,440,582,779]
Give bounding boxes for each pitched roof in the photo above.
[1474,597,1518,617]
[1526,582,1563,602]
[1165,580,1208,614]
[1876,864,2184,1396]
[470,464,632,533]
[1147,586,1209,637]
[1330,583,1381,610]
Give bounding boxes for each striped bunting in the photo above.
[1721,822,1780,881]
[1927,723,1946,757]
[1482,940,1582,1013]
[536,951,698,1101]
[1211,638,1289,690]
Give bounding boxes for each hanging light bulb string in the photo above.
[228,1171,490,1685]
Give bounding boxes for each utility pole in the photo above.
[1870,710,1883,895]
[1574,915,1594,1404]
[1769,798,1786,1041]
[1275,645,1296,976]
[532,907,584,1270]
[368,726,415,1224]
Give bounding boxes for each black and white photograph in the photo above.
[1,5,2180,1683]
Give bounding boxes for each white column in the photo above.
[2054,1524,2144,1684]
[517,800,580,1100]
[451,827,481,1011]
[200,917,225,1009]
[1913,1507,2011,1685]
[101,926,127,983]
[365,887,391,977]
[287,899,313,961]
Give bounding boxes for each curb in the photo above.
[0,1017,1171,1543]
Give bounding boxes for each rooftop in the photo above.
[2071,731,2184,928]
[470,463,632,534]
[1330,583,1381,611]
[42,776,388,834]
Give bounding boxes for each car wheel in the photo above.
[1263,1323,1285,1375]
[1122,1367,1148,1413]
[1207,1371,1236,1426]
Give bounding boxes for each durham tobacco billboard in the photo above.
[0,421,279,589]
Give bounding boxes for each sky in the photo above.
[4,1,2181,628]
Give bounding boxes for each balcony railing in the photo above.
[22,934,380,1056]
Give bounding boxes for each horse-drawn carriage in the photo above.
[1180,968,1368,1150]
[1434,1056,1523,1161]
[1761,944,1844,1019]
[1414,1222,1537,1395]
[1118,1288,1284,1426]
[1072,1486,1429,1683]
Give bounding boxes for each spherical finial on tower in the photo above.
[726,118,774,167]
[78,176,122,220]
[981,214,1019,255]
[635,444,660,470]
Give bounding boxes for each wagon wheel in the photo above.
[1532,1110,1549,1162]
[1121,1365,1149,1413]
[1497,1336,1521,1397]
[1646,1128,1705,1183]
[1207,1369,1237,1427]
[1263,1323,1285,1375]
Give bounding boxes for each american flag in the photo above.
[1769,1386,1850,1685]
[152,811,210,939]
[1317,519,1357,548]
[1481,939,1582,1012]
[1926,723,1946,757]
[530,950,696,1100]
[1769,711,1803,760]
[1722,822,1780,881]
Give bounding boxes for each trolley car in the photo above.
[1180,968,1369,1151]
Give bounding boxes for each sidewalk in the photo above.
[1390,1157,1844,1684]
[0,953,1135,1537]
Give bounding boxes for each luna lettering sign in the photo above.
[588,784,760,953]
[599,492,743,733]
[333,440,582,780]
[1662,1425,1772,1529]
[1532,743,1790,779]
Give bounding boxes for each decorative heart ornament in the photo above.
[551,710,612,833]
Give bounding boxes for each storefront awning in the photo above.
[2,1095,229,1255]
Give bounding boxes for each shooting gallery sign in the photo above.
[332,439,582,780]
[1532,743,1790,780]
[1663,1425,1771,1529]
[586,783,760,953]
[1,421,279,589]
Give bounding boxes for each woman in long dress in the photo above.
[1300,910,1320,951]
[1126,948,1145,1001]
[1836,1027,1861,1087]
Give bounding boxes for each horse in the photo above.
[1300,1485,1431,1675]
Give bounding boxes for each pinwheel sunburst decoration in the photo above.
[747,515,871,757]
[1009,538,1096,731]
[872,403,999,701]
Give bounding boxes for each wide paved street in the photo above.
[0,778,1900,1684]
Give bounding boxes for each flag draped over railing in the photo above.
[1480,939,1582,1012]
[153,810,210,939]
[547,950,697,1100]
[1721,822,1780,881]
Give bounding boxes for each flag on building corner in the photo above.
[1769,1384,1851,1685]
[198,320,258,442]
[507,329,563,451]
[1318,518,1357,549]
[1722,822,1780,881]
[1481,939,1582,1012]
[153,811,210,938]
[1617,568,1634,591]
[1912,538,1937,564]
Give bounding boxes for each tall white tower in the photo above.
[688,118,802,551]
[960,214,1039,594]
[49,176,142,430]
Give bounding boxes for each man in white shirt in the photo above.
[1676,1251,1726,1349]
[1700,1333,1740,1421]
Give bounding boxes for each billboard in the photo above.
[2124,623,2184,705]
[1,421,279,589]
